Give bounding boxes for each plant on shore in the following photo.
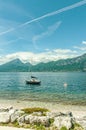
[60,126,67,130]
[49,118,54,124]
[0,122,84,130]
[70,123,84,130]
[12,121,20,128]
[21,107,49,114]
[33,124,46,130]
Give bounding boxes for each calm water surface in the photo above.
[0,72,86,105]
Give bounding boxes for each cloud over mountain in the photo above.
[0,49,79,65]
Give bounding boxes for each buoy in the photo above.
[63,83,68,87]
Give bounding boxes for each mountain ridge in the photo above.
[0,53,86,72]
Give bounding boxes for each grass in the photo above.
[60,126,67,130]
[49,118,54,124]
[12,121,20,128]
[70,123,84,130]
[21,107,49,114]
[0,122,84,130]
[33,124,46,130]
[73,123,83,128]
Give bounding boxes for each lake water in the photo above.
[0,72,86,105]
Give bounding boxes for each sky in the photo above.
[0,0,86,64]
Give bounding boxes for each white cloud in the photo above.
[0,49,79,65]
[0,18,20,36]
[0,28,14,36]
[32,21,61,49]
[82,41,86,45]
[0,0,86,36]
[33,21,61,41]
[3,38,20,45]
[45,48,50,51]
[74,46,86,51]
[20,0,86,27]
[53,49,77,54]
[73,40,86,52]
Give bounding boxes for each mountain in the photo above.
[0,58,32,72]
[0,53,86,72]
[32,53,86,72]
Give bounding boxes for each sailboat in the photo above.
[26,76,41,85]
[26,58,41,85]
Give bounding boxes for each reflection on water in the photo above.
[0,72,86,105]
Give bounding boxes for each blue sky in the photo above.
[0,0,86,64]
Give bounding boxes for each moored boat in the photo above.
[26,76,41,85]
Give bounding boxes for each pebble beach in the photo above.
[0,99,86,129]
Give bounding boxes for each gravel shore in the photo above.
[0,126,32,130]
[0,99,86,129]
[0,99,86,118]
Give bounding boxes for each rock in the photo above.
[0,106,13,112]
[30,115,38,124]
[75,116,86,130]
[25,115,50,127]
[24,115,31,124]
[0,108,8,112]
[0,112,10,123]
[46,112,61,118]
[10,110,24,123]
[25,115,37,124]
[37,116,50,127]
[66,112,73,117]
[53,116,73,129]
[17,115,25,126]
[9,109,17,116]
[10,113,18,123]
[0,107,82,130]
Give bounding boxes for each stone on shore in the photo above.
[24,115,50,127]
[0,107,84,129]
[75,116,86,130]
[17,115,25,126]
[53,116,73,129]
[10,109,25,123]
[0,112,10,123]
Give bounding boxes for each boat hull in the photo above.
[26,80,41,85]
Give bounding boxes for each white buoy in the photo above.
[63,83,68,87]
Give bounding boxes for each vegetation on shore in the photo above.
[21,107,49,114]
[0,122,83,130]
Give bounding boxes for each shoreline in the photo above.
[0,126,32,130]
[0,99,86,118]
